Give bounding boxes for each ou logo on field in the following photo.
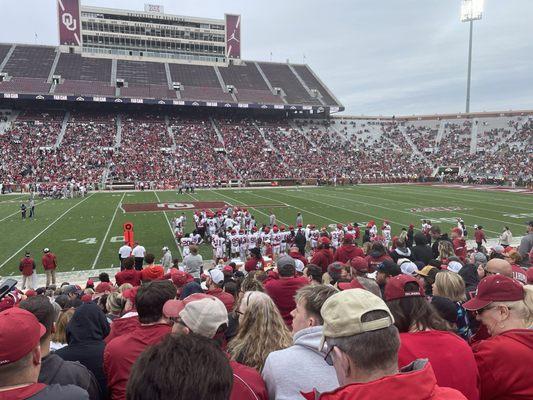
[62,12,77,31]
[157,203,194,210]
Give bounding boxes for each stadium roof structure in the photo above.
[0,43,344,114]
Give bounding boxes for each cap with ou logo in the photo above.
[319,289,394,350]
[179,295,228,339]
[463,275,524,311]
[384,274,424,301]
[0,308,46,365]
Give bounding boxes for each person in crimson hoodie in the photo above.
[205,268,234,313]
[333,234,364,263]
[289,246,308,267]
[19,251,36,290]
[474,226,487,252]
[244,247,266,272]
[41,248,57,287]
[114,257,141,287]
[450,228,467,262]
[104,287,141,344]
[384,275,480,400]
[302,289,467,400]
[139,254,164,282]
[264,255,308,328]
[310,237,334,274]
[463,275,533,400]
[104,280,175,400]
[163,294,268,400]
[365,242,393,272]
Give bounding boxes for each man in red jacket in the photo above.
[164,294,268,400]
[333,234,364,263]
[302,289,467,399]
[41,248,57,287]
[104,280,175,400]
[265,255,308,328]
[19,251,36,290]
[450,228,467,262]
[474,226,487,251]
[289,246,308,266]
[205,268,234,312]
[115,257,142,287]
[310,237,334,274]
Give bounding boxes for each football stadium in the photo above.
[0,0,532,399]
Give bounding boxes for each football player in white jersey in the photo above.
[206,214,217,239]
[270,226,282,259]
[247,227,260,251]
[211,233,226,261]
[369,220,378,239]
[309,225,320,250]
[229,229,241,258]
[238,229,248,261]
[331,224,344,250]
[381,220,392,248]
[180,234,193,257]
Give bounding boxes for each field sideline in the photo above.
[0,184,531,277]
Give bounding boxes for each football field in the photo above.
[0,184,531,277]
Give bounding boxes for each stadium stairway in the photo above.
[397,124,432,166]
[291,121,320,150]
[469,119,479,155]
[54,111,70,148]
[435,120,447,148]
[114,114,122,148]
[210,116,226,145]
[0,109,18,134]
[252,121,283,156]
[288,64,327,107]
[165,115,177,151]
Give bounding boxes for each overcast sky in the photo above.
[1,0,532,115]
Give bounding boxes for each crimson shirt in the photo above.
[207,287,235,312]
[104,323,171,400]
[104,314,141,344]
[398,331,479,400]
[41,253,57,270]
[333,244,365,264]
[230,360,268,400]
[264,276,308,327]
[310,249,334,274]
[115,269,142,287]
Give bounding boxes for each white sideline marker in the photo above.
[92,193,125,269]
[0,194,94,270]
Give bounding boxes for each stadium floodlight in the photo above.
[460,0,484,113]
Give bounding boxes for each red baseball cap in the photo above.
[338,279,365,291]
[95,282,116,294]
[463,275,524,311]
[384,274,424,301]
[171,270,194,287]
[349,257,369,272]
[344,234,354,242]
[0,308,46,365]
[320,237,330,245]
[163,293,213,318]
[25,289,37,297]
[81,294,93,303]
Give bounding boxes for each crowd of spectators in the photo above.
[2,219,533,399]
[1,111,531,188]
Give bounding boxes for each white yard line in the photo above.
[0,199,51,223]
[0,194,26,203]
[0,194,94,270]
[210,189,291,226]
[92,193,125,269]
[154,191,183,259]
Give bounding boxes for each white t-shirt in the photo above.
[131,245,146,258]
[118,245,132,258]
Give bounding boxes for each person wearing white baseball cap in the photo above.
[302,289,467,399]
[160,246,172,271]
[205,268,234,312]
[42,248,58,287]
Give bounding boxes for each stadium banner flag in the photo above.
[225,14,241,59]
[57,0,82,46]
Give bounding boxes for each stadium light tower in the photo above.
[460,0,484,113]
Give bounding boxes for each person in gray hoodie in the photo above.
[262,284,339,400]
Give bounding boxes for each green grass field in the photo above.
[0,184,531,276]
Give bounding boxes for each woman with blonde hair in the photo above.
[50,308,75,351]
[118,283,133,293]
[438,240,455,263]
[463,276,533,399]
[106,292,126,321]
[228,291,292,371]
[433,270,471,340]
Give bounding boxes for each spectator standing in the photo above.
[262,285,339,399]
[131,242,145,271]
[160,246,172,270]
[0,307,89,400]
[264,255,308,327]
[518,221,533,268]
[474,226,487,252]
[302,289,466,399]
[430,226,452,260]
[42,248,57,287]
[19,251,36,290]
[310,237,334,274]
[104,281,175,400]
[55,303,110,398]
[463,275,533,399]
[384,275,479,400]
[114,257,141,287]
[118,242,132,270]
[294,225,307,256]
[19,296,101,400]
[333,234,364,263]
[499,227,512,248]
[183,245,203,280]
[139,254,164,282]
[412,232,434,265]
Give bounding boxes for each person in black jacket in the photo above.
[18,296,100,400]
[389,238,413,263]
[411,232,434,266]
[55,303,110,399]
[406,224,415,248]
[429,226,452,259]
[294,226,306,256]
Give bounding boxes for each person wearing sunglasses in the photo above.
[463,275,533,400]
[301,289,467,400]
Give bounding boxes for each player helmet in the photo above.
[273,226,279,232]
[280,225,286,231]
[337,224,343,229]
